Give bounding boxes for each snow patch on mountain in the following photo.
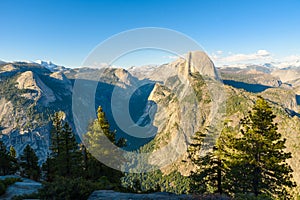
[35,60,58,71]
[220,60,300,70]
[0,60,6,65]
[265,60,300,69]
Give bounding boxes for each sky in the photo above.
[1,0,300,68]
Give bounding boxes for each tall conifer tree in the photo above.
[20,145,40,180]
[83,106,126,182]
[230,97,296,198]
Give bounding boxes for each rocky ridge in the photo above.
[0,52,300,186]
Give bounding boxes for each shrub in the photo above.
[2,177,22,186]
[0,182,6,196]
[12,193,39,200]
[233,193,273,200]
[0,177,22,196]
[38,177,101,200]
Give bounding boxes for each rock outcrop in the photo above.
[16,71,56,104]
[88,190,191,200]
[1,52,300,187]
[0,62,73,164]
[129,51,218,82]
[0,175,42,200]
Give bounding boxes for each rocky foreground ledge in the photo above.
[88,190,191,200]
[0,176,229,200]
[88,190,231,200]
[0,175,42,200]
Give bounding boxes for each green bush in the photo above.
[233,193,273,200]
[0,182,6,196]
[191,194,230,200]
[2,177,22,186]
[38,177,101,200]
[121,170,191,194]
[0,177,22,196]
[12,192,39,200]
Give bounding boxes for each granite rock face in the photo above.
[1,52,300,187]
[0,175,42,200]
[0,62,72,164]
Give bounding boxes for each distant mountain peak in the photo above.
[0,59,6,65]
[34,60,67,72]
[128,50,218,82]
[34,60,57,71]
[221,59,300,71]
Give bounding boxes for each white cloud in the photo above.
[162,55,180,60]
[257,50,270,56]
[211,50,272,65]
[270,55,300,68]
[282,55,300,62]
[210,49,300,69]
[79,62,122,69]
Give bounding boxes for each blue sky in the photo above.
[1,0,300,67]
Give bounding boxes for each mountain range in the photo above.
[0,51,300,186]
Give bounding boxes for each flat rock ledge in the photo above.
[0,175,42,200]
[88,190,191,200]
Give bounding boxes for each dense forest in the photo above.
[0,97,298,199]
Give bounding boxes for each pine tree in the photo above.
[84,106,126,156]
[44,111,82,179]
[0,141,10,175]
[10,145,16,158]
[96,106,115,142]
[0,141,18,175]
[42,155,54,182]
[9,145,19,174]
[83,106,126,182]
[59,122,82,177]
[230,97,296,198]
[20,145,40,180]
[81,145,103,180]
[50,111,64,157]
[186,130,207,193]
[43,111,64,180]
[187,127,230,195]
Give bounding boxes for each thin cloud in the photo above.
[270,55,300,68]
[282,55,300,62]
[211,50,272,65]
[79,62,122,69]
[162,55,180,60]
[211,50,300,68]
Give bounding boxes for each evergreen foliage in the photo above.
[83,106,126,183]
[38,177,99,200]
[187,127,232,195]
[121,140,190,194]
[228,97,296,198]
[9,145,19,175]
[121,169,190,194]
[186,97,296,199]
[43,111,82,179]
[0,141,18,175]
[20,145,40,181]
[0,97,297,199]
[10,145,16,158]
[0,177,22,196]
[39,108,125,200]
